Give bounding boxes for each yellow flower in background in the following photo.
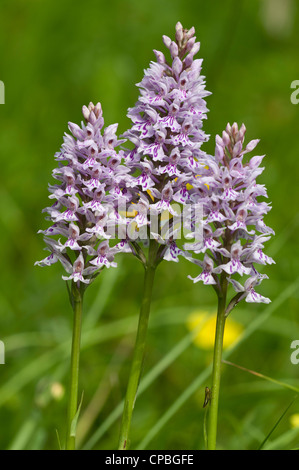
[187,310,244,350]
[50,382,65,401]
[290,414,299,429]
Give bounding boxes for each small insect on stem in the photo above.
[203,387,211,408]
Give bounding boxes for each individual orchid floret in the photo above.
[62,253,97,284]
[35,237,61,267]
[188,254,219,285]
[218,241,252,276]
[87,241,118,269]
[36,102,134,286]
[227,274,271,311]
[57,222,94,252]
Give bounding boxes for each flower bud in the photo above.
[215,143,224,162]
[186,37,196,52]
[175,22,184,43]
[233,140,243,157]
[153,49,165,64]
[226,123,232,134]
[162,35,172,49]
[68,122,85,140]
[186,26,195,40]
[175,21,183,33]
[222,131,230,147]
[231,122,239,138]
[170,41,179,58]
[184,52,194,68]
[190,42,201,56]
[82,105,90,121]
[172,57,183,78]
[245,139,260,153]
[238,123,246,141]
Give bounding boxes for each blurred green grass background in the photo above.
[0,0,299,450]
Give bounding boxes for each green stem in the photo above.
[65,283,83,450]
[118,243,157,450]
[207,278,228,450]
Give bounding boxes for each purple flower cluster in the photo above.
[123,22,211,259]
[36,23,274,305]
[35,102,132,284]
[185,122,275,305]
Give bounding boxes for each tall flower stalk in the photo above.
[65,281,84,450]
[185,122,275,449]
[118,239,159,450]
[118,22,211,450]
[35,102,131,449]
[207,273,227,451]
